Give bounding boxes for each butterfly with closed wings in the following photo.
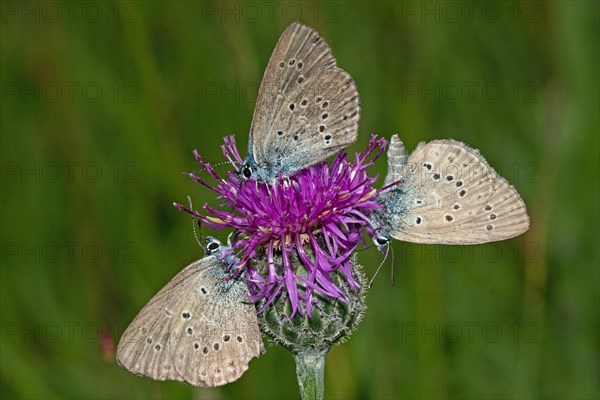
[238,22,360,181]
[371,134,530,247]
[116,237,263,387]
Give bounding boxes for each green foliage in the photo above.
[1,1,598,399]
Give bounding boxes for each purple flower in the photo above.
[175,135,387,317]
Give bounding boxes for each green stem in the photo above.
[293,348,327,400]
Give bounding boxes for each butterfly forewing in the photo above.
[250,22,360,178]
[116,260,205,382]
[379,135,529,244]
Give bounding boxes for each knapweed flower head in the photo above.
[175,135,387,317]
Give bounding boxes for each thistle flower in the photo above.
[174,135,387,317]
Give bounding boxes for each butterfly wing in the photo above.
[171,267,262,387]
[116,259,211,381]
[377,135,529,244]
[116,257,262,387]
[249,22,360,178]
[383,134,408,185]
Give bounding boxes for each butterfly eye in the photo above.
[376,237,389,246]
[241,165,253,179]
[207,242,219,252]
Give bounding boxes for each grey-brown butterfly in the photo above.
[371,134,530,247]
[116,237,263,387]
[239,22,360,181]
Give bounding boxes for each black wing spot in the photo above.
[213,343,220,350]
[321,113,328,120]
[486,224,493,231]
[194,343,200,350]
[445,215,453,222]
[415,217,422,225]
[324,134,332,140]
[293,134,299,141]
[301,99,308,106]
[279,61,285,68]
[289,103,295,111]
[223,334,230,342]
[237,336,243,343]
[456,181,463,187]
[322,101,329,108]
[154,344,161,351]
[319,125,326,132]
[297,61,303,69]
[297,76,304,84]
[182,312,191,319]
[277,130,284,136]
[459,190,467,197]
[288,59,295,66]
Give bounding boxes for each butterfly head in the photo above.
[205,236,237,268]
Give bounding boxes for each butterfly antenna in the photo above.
[187,195,204,248]
[368,242,390,288]
[390,245,396,286]
[187,160,230,176]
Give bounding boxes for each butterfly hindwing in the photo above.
[171,266,262,387]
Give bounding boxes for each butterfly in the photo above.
[116,237,263,387]
[371,134,530,247]
[238,22,360,181]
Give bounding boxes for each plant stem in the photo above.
[293,348,327,400]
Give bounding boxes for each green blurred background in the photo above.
[2,1,598,399]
